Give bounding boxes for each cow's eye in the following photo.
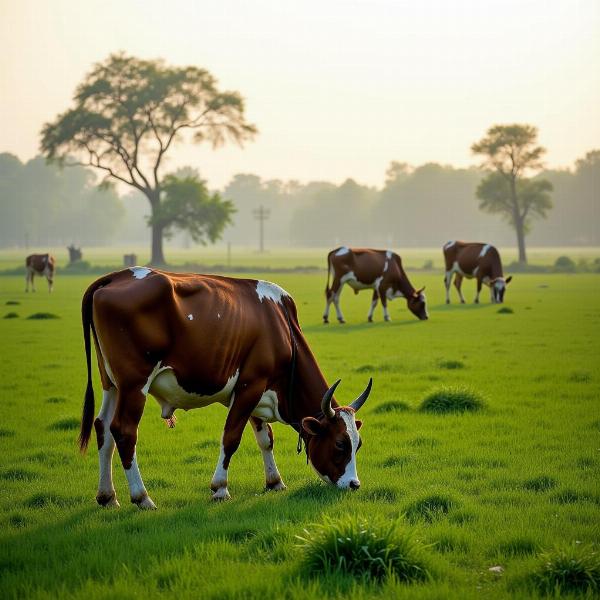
[335,440,345,451]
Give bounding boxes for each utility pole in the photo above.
[253,205,270,253]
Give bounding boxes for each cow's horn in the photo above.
[321,379,340,419]
[350,378,373,412]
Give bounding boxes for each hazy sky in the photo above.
[1,0,598,189]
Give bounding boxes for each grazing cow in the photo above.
[79,267,373,509]
[443,241,512,304]
[323,247,428,324]
[25,253,55,293]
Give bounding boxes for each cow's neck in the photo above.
[489,261,504,280]
[396,269,416,297]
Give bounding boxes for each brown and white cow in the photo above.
[25,253,55,292]
[323,247,428,324]
[79,267,373,509]
[443,241,512,304]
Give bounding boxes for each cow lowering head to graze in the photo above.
[323,247,428,324]
[79,267,373,509]
[25,254,55,292]
[443,241,512,304]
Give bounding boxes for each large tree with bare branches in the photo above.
[472,124,552,264]
[41,53,256,264]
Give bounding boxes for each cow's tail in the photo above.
[325,251,334,296]
[79,275,111,453]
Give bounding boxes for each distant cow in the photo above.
[25,254,55,293]
[323,247,428,324]
[443,241,512,304]
[79,267,373,509]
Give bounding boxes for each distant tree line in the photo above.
[0,149,597,250]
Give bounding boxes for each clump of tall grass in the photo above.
[27,312,59,320]
[405,493,457,523]
[522,475,557,492]
[297,515,433,583]
[497,307,514,314]
[437,359,465,370]
[48,418,80,431]
[420,386,485,414]
[3,312,19,319]
[529,544,600,595]
[373,401,411,414]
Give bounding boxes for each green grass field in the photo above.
[1,263,599,598]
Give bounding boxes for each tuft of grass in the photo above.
[4,312,19,319]
[26,312,60,320]
[48,418,80,432]
[0,428,15,438]
[381,455,410,469]
[522,475,557,492]
[405,493,457,523]
[494,537,538,558]
[24,493,77,509]
[373,401,411,414]
[419,386,485,414]
[569,371,591,383]
[529,544,600,595]
[437,359,465,370]
[5,300,20,305]
[46,396,67,404]
[361,486,398,504]
[0,468,39,482]
[497,307,514,314]
[297,515,432,583]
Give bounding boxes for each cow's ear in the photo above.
[355,419,363,430]
[505,276,513,284]
[302,417,323,436]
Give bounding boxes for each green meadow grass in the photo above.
[0,268,599,599]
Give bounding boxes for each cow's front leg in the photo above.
[111,386,156,509]
[454,274,466,303]
[379,291,391,321]
[211,380,264,500]
[95,387,119,507]
[474,278,482,304]
[250,417,286,491]
[367,290,378,322]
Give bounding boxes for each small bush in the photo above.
[530,544,600,595]
[554,255,576,272]
[437,359,465,370]
[405,493,457,523]
[5,300,20,305]
[48,418,80,431]
[3,312,19,319]
[523,475,557,492]
[420,386,485,414]
[63,260,91,272]
[27,312,60,320]
[297,515,432,583]
[497,307,513,314]
[373,401,411,414]
[422,259,434,270]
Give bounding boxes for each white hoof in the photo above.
[211,487,231,501]
[133,494,157,510]
[266,480,287,491]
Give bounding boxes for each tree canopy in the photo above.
[40,53,256,263]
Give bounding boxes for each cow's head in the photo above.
[302,379,372,490]
[491,276,512,303]
[407,287,428,320]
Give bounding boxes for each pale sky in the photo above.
[1,0,598,189]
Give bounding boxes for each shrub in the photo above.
[420,386,485,414]
[405,493,457,523]
[523,475,557,492]
[422,259,434,270]
[5,300,20,305]
[554,255,576,272]
[27,312,60,320]
[530,544,600,595]
[373,401,411,414]
[437,359,465,370]
[297,515,432,583]
[497,307,513,314]
[4,312,19,319]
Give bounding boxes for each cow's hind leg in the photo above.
[444,271,453,304]
[95,387,119,507]
[211,379,265,500]
[474,278,482,304]
[111,387,156,509]
[367,290,378,322]
[331,279,346,324]
[454,274,466,304]
[250,417,286,491]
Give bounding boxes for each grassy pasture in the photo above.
[0,266,599,599]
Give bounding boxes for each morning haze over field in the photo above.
[1,3,600,599]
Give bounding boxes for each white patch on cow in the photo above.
[125,453,152,506]
[473,266,479,276]
[142,361,173,396]
[444,240,456,249]
[374,275,383,289]
[251,419,283,487]
[310,462,333,485]
[97,387,117,499]
[95,332,116,386]
[342,271,374,292]
[256,280,289,304]
[252,389,286,423]
[148,366,240,414]
[482,276,491,285]
[479,244,491,258]
[130,266,152,279]
[336,411,360,489]
[187,314,193,321]
[217,313,221,319]
[383,261,389,272]
[211,434,231,499]
[386,250,393,259]
[335,246,350,256]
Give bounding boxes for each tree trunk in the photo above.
[515,217,527,264]
[146,188,166,265]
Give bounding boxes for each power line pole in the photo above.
[253,205,270,253]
